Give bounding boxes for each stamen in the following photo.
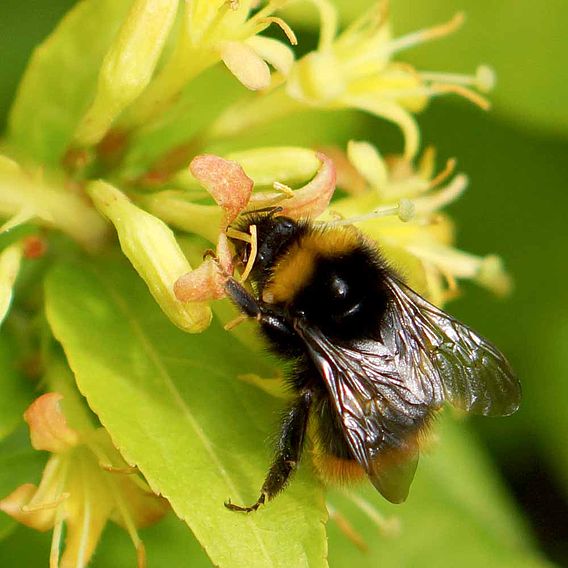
[382,12,465,56]
[419,65,496,93]
[397,198,415,221]
[99,463,138,474]
[326,210,346,221]
[429,82,491,110]
[273,181,296,198]
[224,314,249,331]
[249,0,288,24]
[442,269,460,299]
[0,208,36,233]
[327,502,368,552]
[428,158,457,189]
[50,510,65,568]
[103,472,147,568]
[239,224,258,283]
[374,84,490,111]
[328,199,415,226]
[226,228,252,243]
[418,146,436,180]
[256,17,298,45]
[342,490,401,537]
[22,492,70,512]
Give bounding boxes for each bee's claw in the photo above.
[224,493,266,513]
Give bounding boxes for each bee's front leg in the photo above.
[224,277,261,318]
[225,390,313,513]
[225,277,299,346]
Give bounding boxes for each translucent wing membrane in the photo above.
[384,275,521,417]
[295,320,431,503]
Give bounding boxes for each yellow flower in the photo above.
[121,0,297,129]
[0,393,168,568]
[87,180,212,333]
[326,141,511,305]
[286,1,494,160]
[206,1,493,160]
[287,2,492,159]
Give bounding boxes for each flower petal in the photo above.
[245,36,294,75]
[61,464,114,568]
[174,260,227,303]
[24,393,79,453]
[220,40,271,91]
[226,146,320,188]
[318,145,367,195]
[286,51,345,104]
[347,140,388,191]
[0,244,22,327]
[250,152,336,218]
[342,96,420,160]
[0,483,57,531]
[189,154,253,224]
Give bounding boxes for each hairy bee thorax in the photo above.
[231,214,392,343]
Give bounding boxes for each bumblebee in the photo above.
[224,211,521,511]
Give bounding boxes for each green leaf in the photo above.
[44,259,328,568]
[6,0,133,166]
[0,336,34,441]
[327,416,550,568]
[0,427,47,541]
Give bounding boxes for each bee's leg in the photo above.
[224,277,261,318]
[225,277,298,345]
[225,390,313,513]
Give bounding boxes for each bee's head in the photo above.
[229,210,303,282]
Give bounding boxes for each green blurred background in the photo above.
[1,0,566,565]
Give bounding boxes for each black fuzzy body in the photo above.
[224,213,520,511]
[230,213,393,478]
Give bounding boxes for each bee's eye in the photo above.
[275,217,296,232]
[330,275,350,301]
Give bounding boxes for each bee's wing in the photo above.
[383,275,521,417]
[294,275,520,503]
[294,319,432,503]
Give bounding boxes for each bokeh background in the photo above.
[1,0,566,565]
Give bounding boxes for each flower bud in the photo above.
[88,181,211,332]
[0,244,22,327]
[226,146,320,187]
[74,0,178,146]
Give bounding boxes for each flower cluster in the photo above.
[0,393,168,567]
[0,0,509,564]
